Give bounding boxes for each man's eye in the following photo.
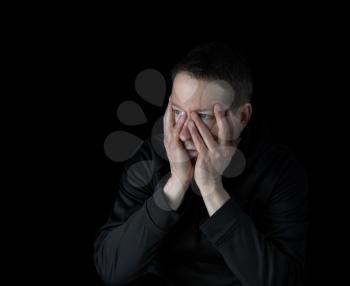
[173,110,182,116]
[198,113,212,120]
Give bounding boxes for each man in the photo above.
[94,42,308,285]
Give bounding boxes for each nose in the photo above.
[179,116,191,142]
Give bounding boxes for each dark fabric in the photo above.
[94,117,309,286]
[124,273,166,285]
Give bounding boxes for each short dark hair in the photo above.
[171,42,253,108]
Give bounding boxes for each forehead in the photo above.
[172,72,234,109]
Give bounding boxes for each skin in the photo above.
[163,72,252,216]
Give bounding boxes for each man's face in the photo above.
[170,72,236,159]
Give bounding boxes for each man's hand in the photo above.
[188,104,240,197]
[163,97,193,209]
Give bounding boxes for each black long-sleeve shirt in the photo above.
[94,119,309,286]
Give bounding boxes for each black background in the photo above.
[19,8,345,285]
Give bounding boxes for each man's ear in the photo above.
[236,103,252,131]
[228,103,252,140]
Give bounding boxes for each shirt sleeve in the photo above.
[94,140,181,285]
[200,152,309,286]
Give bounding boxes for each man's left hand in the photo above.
[188,104,240,197]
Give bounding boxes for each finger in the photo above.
[164,97,174,133]
[188,120,207,154]
[214,104,231,144]
[173,112,187,139]
[190,112,216,150]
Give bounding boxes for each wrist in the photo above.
[163,176,189,210]
[198,180,224,197]
[169,175,191,192]
[200,184,230,216]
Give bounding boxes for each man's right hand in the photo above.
[162,96,193,209]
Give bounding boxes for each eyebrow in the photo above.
[172,103,213,113]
